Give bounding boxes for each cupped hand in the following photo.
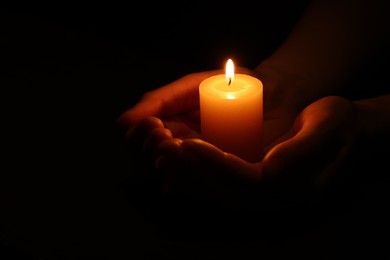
[117,67,258,159]
[117,66,295,160]
[154,96,358,207]
[262,96,358,199]
[118,66,358,207]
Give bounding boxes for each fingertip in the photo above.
[122,117,165,151]
[141,127,173,157]
[116,109,137,129]
[117,104,163,129]
[182,138,216,151]
[158,138,184,160]
[181,138,207,154]
[125,115,164,135]
[181,138,203,148]
[182,138,227,163]
[159,138,183,149]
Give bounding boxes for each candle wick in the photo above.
[228,77,232,86]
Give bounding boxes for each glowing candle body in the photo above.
[199,62,263,162]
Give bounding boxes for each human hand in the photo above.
[117,67,270,208]
[151,96,357,207]
[117,64,298,164]
[117,67,264,163]
[118,67,358,208]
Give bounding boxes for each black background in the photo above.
[1,2,389,259]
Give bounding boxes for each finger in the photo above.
[263,96,356,180]
[155,138,186,170]
[162,119,201,139]
[166,138,264,205]
[181,139,262,182]
[117,70,222,128]
[125,116,164,148]
[262,114,339,182]
[142,127,173,160]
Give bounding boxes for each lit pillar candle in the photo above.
[199,59,263,162]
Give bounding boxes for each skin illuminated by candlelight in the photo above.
[117,0,390,207]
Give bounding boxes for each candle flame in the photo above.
[226,59,234,85]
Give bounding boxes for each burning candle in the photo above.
[199,59,263,162]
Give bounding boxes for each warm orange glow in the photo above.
[226,93,236,100]
[199,61,263,162]
[225,59,234,84]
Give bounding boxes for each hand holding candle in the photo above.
[199,59,263,162]
[116,0,387,208]
[117,58,360,205]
